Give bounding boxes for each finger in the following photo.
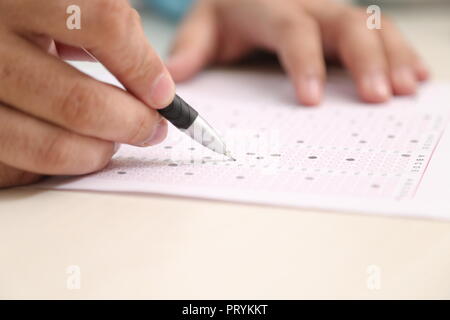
[413,55,431,82]
[0,33,167,147]
[167,1,218,82]
[270,13,326,106]
[0,162,42,189]
[219,2,326,106]
[379,18,422,95]
[0,105,115,175]
[414,59,430,82]
[10,0,175,109]
[337,10,391,103]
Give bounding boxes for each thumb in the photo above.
[167,2,218,82]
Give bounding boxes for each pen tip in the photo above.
[225,151,236,161]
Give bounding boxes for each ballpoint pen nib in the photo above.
[225,151,236,161]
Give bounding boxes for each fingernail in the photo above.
[141,118,168,147]
[362,72,391,101]
[416,60,430,80]
[393,67,417,94]
[149,73,175,109]
[298,76,322,106]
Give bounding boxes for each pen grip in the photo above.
[158,95,198,130]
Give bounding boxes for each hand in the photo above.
[168,0,429,106]
[0,0,176,188]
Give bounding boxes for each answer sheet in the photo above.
[41,63,450,220]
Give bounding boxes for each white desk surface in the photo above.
[1,6,450,299]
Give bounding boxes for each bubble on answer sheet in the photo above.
[185,172,194,176]
[236,176,245,179]
[164,146,172,149]
[308,156,317,159]
[117,171,127,175]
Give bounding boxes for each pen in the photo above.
[80,48,235,160]
[158,95,235,161]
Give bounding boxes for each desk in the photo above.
[1,6,450,299]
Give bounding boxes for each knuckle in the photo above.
[94,1,140,41]
[273,12,318,38]
[35,133,73,171]
[296,16,319,33]
[340,8,371,28]
[334,8,368,37]
[273,14,300,33]
[59,81,103,133]
[122,49,160,84]
[34,133,112,174]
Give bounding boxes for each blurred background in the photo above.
[130,0,450,21]
[128,0,450,81]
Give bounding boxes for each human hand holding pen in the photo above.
[0,0,175,188]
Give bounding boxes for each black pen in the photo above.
[158,95,235,161]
